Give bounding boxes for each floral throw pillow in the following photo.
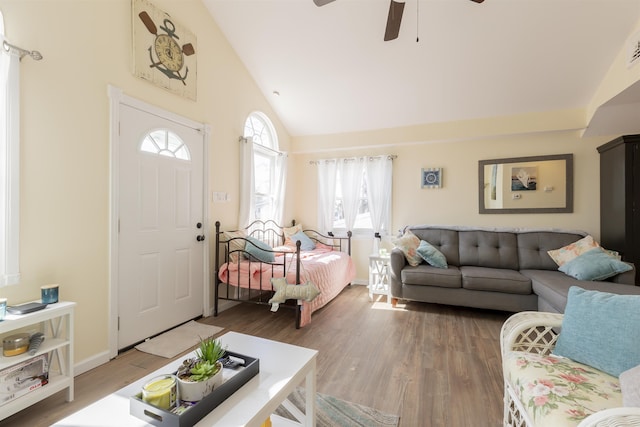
[283,224,303,247]
[547,235,599,266]
[392,229,422,266]
[222,230,246,263]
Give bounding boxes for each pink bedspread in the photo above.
[218,247,356,326]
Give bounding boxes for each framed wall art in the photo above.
[421,168,442,189]
[132,0,197,100]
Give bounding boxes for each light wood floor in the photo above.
[0,285,510,427]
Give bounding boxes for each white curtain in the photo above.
[238,137,255,228]
[338,158,364,231]
[365,156,393,241]
[272,153,287,226]
[316,159,337,234]
[0,11,21,286]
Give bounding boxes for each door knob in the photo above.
[196,235,205,242]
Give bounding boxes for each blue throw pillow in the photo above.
[291,231,316,251]
[553,286,640,377]
[416,240,448,269]
[245,236,275,263]
[558,247,632,281]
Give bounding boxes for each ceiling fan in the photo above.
[313,0,485,41]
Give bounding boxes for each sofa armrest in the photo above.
[577,407,640,427]
[610,262,636,285]
[389,248,406,298]
[500,311,563,359]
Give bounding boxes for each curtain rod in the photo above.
[239,136,285,156]
[2,40,43,61]
[309,154,397,165]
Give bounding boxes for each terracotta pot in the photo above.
[177,361,223,402]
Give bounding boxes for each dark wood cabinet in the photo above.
[598,134,640,283]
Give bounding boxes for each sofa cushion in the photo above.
[517,231,586,271]
[401,265,461,288]
[522,269,640,313]
[504,350,622,427]
[460,266,531,294]
[553,287,640,377]
[407,226,460,266]
[459,230,519,270]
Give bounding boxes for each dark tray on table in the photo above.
[130,351,259,427]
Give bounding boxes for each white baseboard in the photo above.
[351,279,367,286]
[74,350,111,376]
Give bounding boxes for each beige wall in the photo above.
[291,120,613,281]
[0,0,290,369]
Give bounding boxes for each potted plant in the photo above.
[176,336,226,402]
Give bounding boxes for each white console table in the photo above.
[0,301,75,420]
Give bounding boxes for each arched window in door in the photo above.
[140,129,191,161]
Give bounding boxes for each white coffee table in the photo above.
[54,331,317,426]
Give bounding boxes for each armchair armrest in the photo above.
[577,407,640,427]
[500,311,563,359]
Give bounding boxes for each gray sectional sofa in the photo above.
[389,225,640,313]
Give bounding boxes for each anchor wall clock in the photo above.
[132,0,197,100]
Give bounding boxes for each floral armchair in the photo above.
[500,311,640,427]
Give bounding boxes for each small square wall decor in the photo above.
[421,168,442,189]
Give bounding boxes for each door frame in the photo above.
[107,85,210,359]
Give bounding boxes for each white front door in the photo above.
[117,103,206,350]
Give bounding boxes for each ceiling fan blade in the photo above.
[384,0,405,41]
[470,0,485,3]
[313,0,336,6]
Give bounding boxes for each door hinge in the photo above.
[117,316,120,331]
[118,219,120,233]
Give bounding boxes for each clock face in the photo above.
[154,34,184,72]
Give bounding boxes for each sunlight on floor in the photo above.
[369,295,407,311]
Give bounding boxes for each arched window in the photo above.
[240,112,286,225]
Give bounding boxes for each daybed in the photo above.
[501,288,640,426]
[389,225,640,313]
[214,220,356,328]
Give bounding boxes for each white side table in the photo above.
[368,254,391,302]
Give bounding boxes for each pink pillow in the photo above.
[392,229,422,266]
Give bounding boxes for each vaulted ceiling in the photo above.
[203,0,640,137]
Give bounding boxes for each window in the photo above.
[240,112,286,226]
[140,129,190,160]
[317,156,393,237]
[333,168,372,230]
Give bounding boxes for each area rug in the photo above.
[275,387,400,427]
[134,320,223,358]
